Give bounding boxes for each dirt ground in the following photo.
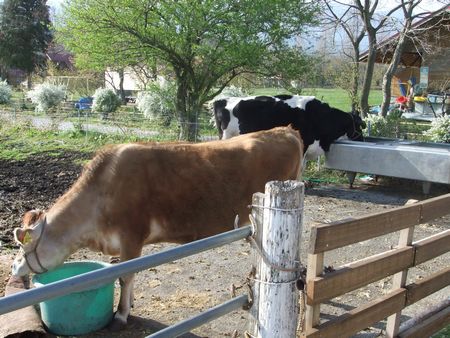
[0,152,449,338]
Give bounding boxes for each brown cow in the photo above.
[12,126,303,329]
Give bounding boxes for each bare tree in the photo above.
[322,0,403,116]
[322,1,366,113]
[353,0,404,116]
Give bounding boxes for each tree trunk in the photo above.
[380,71,393,117]
[351,46,361,113]
[380,29,408,117]
[118,68,126,102]
[360,34,376,117]
[178,106,199,141]
[27,73,32,90]
[176,76,200,141]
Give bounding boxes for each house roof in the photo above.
[359,4,450,67]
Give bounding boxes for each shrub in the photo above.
[424,116,450,143]
[135,81,176,123]
[0,79,12,104]
[27,82,66,112]
[364,112,405,138]
[91,88,121,118]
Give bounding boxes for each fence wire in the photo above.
[1,98,433,142]
[0,99,219,143]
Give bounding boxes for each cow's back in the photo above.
[92,127,302,243]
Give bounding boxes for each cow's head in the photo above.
[12,210,67,276]
[212,99,230,138]
[346,112,366,141]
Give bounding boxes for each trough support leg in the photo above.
[422,181,431,195]
[346,171,357,188]
[249,180,304,338]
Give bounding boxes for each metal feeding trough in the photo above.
[324,137,450,194]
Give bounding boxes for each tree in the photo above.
[57,0,319,140]
[322,1,366,113]
[0,0,53,88]
[56,23,151,101]
[354,0,403,117]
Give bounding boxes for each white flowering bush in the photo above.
[27,83,66,112]
[363,111,406,138]
[424,116,450,143]
[0,79,12,104]
[135,81,176,122]
[364,115,387,137]
[91,88,121,118]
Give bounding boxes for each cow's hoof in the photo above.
[108,317,127,331]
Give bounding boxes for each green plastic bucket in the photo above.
[32,261,115,336]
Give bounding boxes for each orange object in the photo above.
[396,96,408,104]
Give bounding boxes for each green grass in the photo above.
[432,325,450,338]
[0,120,151,161]
[303,158,349,184]
[250,87,383,112]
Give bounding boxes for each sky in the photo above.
[301,0,448,55]
[47,0,446,11]
[47,0,62,9]
[46,0,447,22]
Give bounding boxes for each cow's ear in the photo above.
[22,210,44,227]
[14,228,34,246]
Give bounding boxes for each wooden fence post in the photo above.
[386,199,418,337]
[304,252,324,332]
[250,180,304,338]
[248,192,265,334]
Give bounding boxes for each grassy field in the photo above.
[250,87,383,112]
[0,121,144,161]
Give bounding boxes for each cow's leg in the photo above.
[109,241,143,331]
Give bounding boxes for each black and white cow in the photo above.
[212,95,365,160]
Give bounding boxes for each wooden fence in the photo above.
[302,193,450,338]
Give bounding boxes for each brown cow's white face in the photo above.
[12,210,67,276]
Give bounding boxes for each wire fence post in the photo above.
[85,109,88,143]
[250,180,304,338]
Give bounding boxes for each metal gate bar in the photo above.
[0,226,252,315]
[147,294,249,338]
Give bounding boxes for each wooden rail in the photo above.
[302,193,450,338]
